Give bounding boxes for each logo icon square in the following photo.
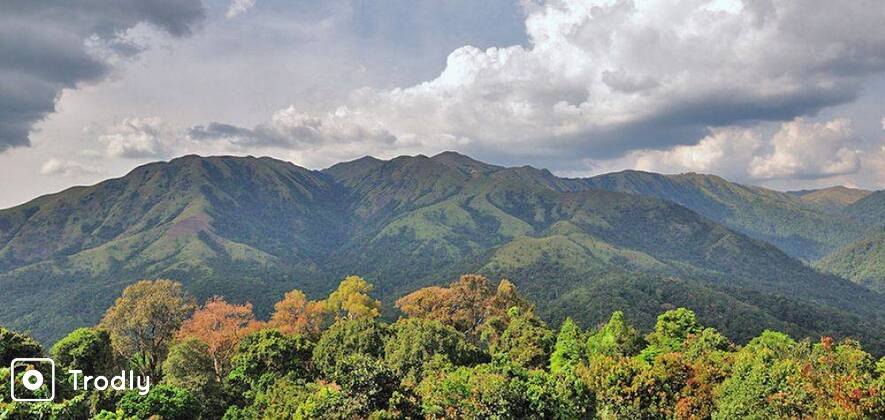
[9,358,55,402]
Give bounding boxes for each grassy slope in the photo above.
[789,186,872,214]
[579,171,864,261]
[816,228,885,293]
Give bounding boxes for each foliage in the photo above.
[117,384,196,420]
[162,338,227,418]
[226,329,313,397]
[268,288,329,338]
[550,318,583,374]
[0,326,42,366]
[483,306,553,370]
[396,275,530,338]
[384,318,487,387]
[585,311,644,358]
[177,296,264,379]
[326,275,382,321]
[312,318,390,379]
[99,279,196,378]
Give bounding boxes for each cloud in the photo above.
[40,158,101,177]
[621,117,863,182]
[0,0,204,151]
[226,0,257,18]
[187,106,415,160]
[748,118,860,180]
[100,117,176,159]
[212,0,885,164]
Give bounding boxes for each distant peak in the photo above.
[430,151,502,175]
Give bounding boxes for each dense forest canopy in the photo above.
[2,275,883,419]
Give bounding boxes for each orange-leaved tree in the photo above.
[177,296,264,379]
[269,289,330,337]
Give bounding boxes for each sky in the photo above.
[1,0,884,209]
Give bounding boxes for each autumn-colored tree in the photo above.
[326,276,382,320]
[268,289,329,337]
[177,296,264,379]
[396,275,530,337]
[99,279,196,378]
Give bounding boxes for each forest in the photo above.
[2,274,883,419]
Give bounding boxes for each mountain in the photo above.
[578,171,865,261]
[788,186,872,214]
[2,153,884,354]
[843,191,885,228]
[816,227,885,294]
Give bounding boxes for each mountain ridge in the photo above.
[1,153,883,353]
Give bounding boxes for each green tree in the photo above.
[484,306,553,369]
[163,338,226,419]
[99,279,196,378]
[51,328,114,376]
[117,384,196,420]
[585,311,644,358]
[312,318,390,379]
[384,318,486,387]
[0,326,43,366]
[714,330,807,419]
[226,329,313,397]
[550,318,583,374]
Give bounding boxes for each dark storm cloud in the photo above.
[0,0,205,151]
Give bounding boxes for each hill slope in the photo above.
[788,186,872,214]
[579,171,864,261]
[816,228,885,293]
[1,153,883,354]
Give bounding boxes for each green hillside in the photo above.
[816,228,885,293]
[580,171,864,261]
[844,190,885,227]
[1,153,884,354]
[789,186,872,214]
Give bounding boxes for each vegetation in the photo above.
[817,228,885,293]
[2,275,884,419]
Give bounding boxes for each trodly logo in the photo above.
[9,358,151,402]
[9,358,55,402]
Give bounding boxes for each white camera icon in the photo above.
[9,358,55,402]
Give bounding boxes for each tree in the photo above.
[0,326,43,366]
[641,307,702,361]
[162,338,226,419]
[396,275,530,338]
[268,289,329,337]
[326,275,382,320]
[99,280,196,378]
[483,306,553,369]
[177,297,264,379]
[117,384,196,420]
[384,318,486,387]
[585,311,643,358]
[312,319,390,379]
[550,318,583,374]
[51,327,115,400]
[226,329,313,395]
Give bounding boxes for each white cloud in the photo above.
[226,0,256,19]
[216,0,885,163]
[100,117,175,159]
[616,117,864,182]
[40,158,101,177]
[748,118,860,180]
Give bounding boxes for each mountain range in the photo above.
[1,152,883,353]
